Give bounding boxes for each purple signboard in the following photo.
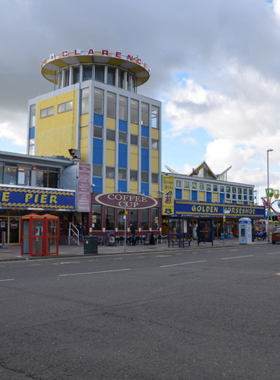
[95,192,158,209]
[77,163,91,212]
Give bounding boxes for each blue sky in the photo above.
[1,0,280,207]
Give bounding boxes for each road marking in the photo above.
[156,255,172,258]
[0,279,14,282]
[59,268,132,277]
[114,258,124,260]
[267,252,280,255]
[161,260,206,268]
[28,264,41,267]
[175,253,182,256]
[221,255,253,260]
[51,263,59,265]
[192,252,198,254]
[229,249,238,251]
[60,261,80,265]
[88,259,99,262]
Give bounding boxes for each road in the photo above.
[0,244,280,380]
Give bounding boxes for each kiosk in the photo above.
[21,214,59,256]
[239,217,252,244]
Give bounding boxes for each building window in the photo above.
[152,106,159,129]
[107,67,115,85]
[119,168,127,180]
[119,96,128,121]
[226,193,231,199]
[141,171,149,183]
[232,187,236,194]
[152,207,159,230]
[131,99,139,124]
[118,209,125,230]
[232,194,236,200]
[35,167,59,188]
[244,195,247,200]
[18,165,31,186]
[131,134,138,145]
[206,184,211,191]
[73,67,80,84]
[152,139,159,150]
[58,101,73,114]
[200,183,204,190]
[30,104,36,128]
[141,136,149,148]
[106,129,115,141]
[119,131,127,144]
[95,65,104,82]
[220,186,225,193]
[106,206,115,230]
[94,126,103,139]
[176,180,181,188]
[94,88,103,115]
[130,209,138,228]
[83,66,92,81]
[106,167,115,179]
[213,185,218,192]
[141,103,149,126]
[81,88,89,114]
[107,92,116,118]
[184,181,189,189]
[118,69,123,88]
[130,170,138,182]
[92,164,102,177]
[92,204,102,230]
[40,106,54,118]
[152,173,159,183]
[29,139,35,155]
[226,186,231,193]
[141,209,149,230]
[249,189,253,195]
[3,164,17,185]
[244,189,247,195]
[192,182,197,189]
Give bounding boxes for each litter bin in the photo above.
[84,235,98,255]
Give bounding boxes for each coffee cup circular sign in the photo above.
[95,192,158,209]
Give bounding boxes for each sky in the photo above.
[1,0,280,205]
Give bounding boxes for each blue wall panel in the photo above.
[141,126,149,137]
[141,183,149,195]
[119,120,127,132]
[220,193,225,203]
[206,192,212,202]
[176,189,182,200]
[93,138,103,165]
[94,114,103,127]
[92,177,102,193]
[141,147,149,171]
[192,190,197,201]
[119,143,127,168]
[29,127,35,139]
[118,180,127,192]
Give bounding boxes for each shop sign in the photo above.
[77,163,91,213]
[41,49,150,72]
[163,175,174,215]
[10,222,18,229]
[95,192,157,209]
[0,185,75,210]
[174,201,265,218]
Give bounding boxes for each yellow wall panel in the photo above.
[152,150,159,159]
[226,200,231,204]
[130,123,138,135]
[213,193,218,202]
[183,190,190,200]
[152,184,159,199]
[80,114,88,126]
[130,153,138,170]
[106,148,115,166]
[237,201,242,204]
[199,191,205,202]
[107,117,116,130]
[36,90,77,157]
[80,147,88,163]
[130,182,138,192]
[80,126,88,139]
[106,179,115,192]
[152,129,159,139]
[152,157,159,173]
[130,145,138,155]
[106,141,115,150]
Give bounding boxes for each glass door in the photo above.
[0,217,8,245]
[9,217,20,244]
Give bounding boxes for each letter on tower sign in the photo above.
[50,54,54,60]
[116,51,121,58]
[127,55,133,61]
[137,58,142,65]
[102,50,109,56]
[88,49,95,55]
[62,50,68,57]
[74,49,81,56]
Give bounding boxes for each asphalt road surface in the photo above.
[0,243,280,380]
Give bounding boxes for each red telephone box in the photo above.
[21,214,59,256]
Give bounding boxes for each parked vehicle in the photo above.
[271,228,280,244]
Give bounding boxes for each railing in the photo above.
[68,223,79,245]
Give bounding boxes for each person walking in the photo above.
[77,222,84,242]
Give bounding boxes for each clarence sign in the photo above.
[95,192,157,209]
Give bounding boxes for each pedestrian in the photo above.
[130,222,136,246]
[252,224,256,242]
[77,221,84,242]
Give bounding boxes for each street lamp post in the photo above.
[267,149,273,243]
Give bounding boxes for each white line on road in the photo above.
[160,260,206,268]
[221,255,254,260]
[59,268,132,277]
[267,252,280,255]
[0,279,14,282]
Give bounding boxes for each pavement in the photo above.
[0,237,269,261]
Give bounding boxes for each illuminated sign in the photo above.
[95,192,157,209]
[0,186,75,210]
[162,175,174,215]
[174,201,265,218]
[41,49,150,71]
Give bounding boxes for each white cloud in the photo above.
[182,137,198,145]
[0,111,27,148]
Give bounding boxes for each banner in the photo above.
[162,175,174,215]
